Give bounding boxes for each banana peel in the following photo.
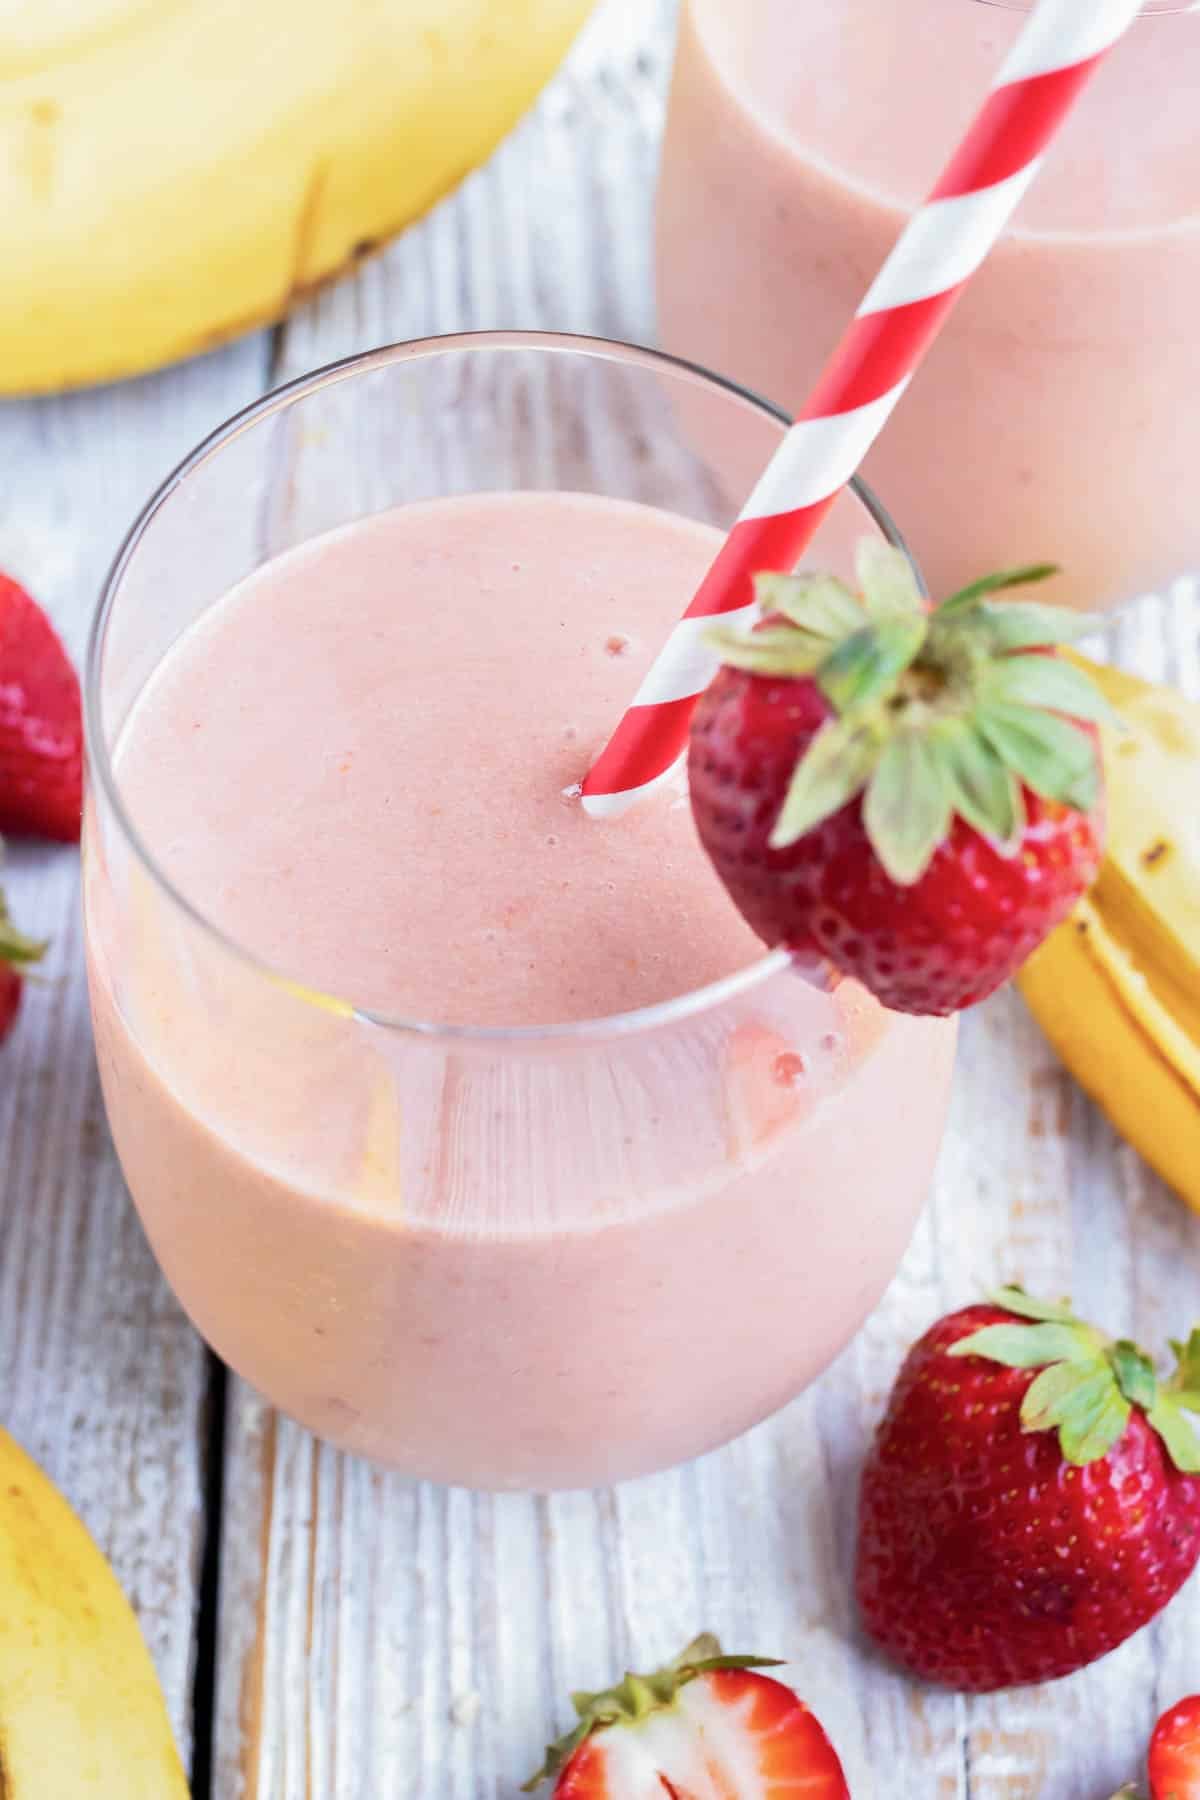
[0,1426,189,1797]
[0,0,594,393]
[1017,655,1200,1212]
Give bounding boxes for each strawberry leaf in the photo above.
[754,570,864,640]
[1146,1395,1200,1475]
[863,729,952,885]
[818,615,928,713]
[1110,1341,1158,1412]
[950,1321,1097,1369]
[0,889,46,969]
[523,1717,594,1789]
[769,714,881,850]
[969,599,1107,652]
[947,1287,1200,1474]
[1022,1359,1131,1466]
[937,563,1059,616]
[680,1654,784,1679]
[854,539,925,621]
[982,652,1120,726]
[987,1287,1078,1325]
[1020,1359,1094,1424]
[706,624,830,677]
[974,701,1101,812]
[931,719,1025,848]
[1169,1326,1200,1411]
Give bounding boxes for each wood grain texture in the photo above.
[0,336,271,1766]
[209,1,1200,1796]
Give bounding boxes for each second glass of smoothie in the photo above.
[84,334,955,1491]
[658,0,1200,612]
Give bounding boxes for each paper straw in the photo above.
[581,0,1149,818]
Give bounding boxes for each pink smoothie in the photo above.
[85,491,954,1489]
[657,0,1200,611]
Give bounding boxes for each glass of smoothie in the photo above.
[657,0,1200,613]
[83,333,955,1492]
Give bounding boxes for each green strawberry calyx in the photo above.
[706,541,1115,886]
[949,1286,1200,1472]
[0,858,46,973]
[522,1634,782,1790]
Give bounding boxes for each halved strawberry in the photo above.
[525,1636,850,1798]
[1149,1696,1200,1800]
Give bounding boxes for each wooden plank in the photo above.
[0,334,271,1766]
[212,0,1200,1794]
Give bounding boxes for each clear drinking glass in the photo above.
[657,0,1200,612]
[84,333,955,1492]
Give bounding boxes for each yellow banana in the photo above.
[0,0,594,393]
[0,1426,188,1797]
[1018,655,1200,1212]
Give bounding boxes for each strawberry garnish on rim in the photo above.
[687,543,1111,1016]
[856,1287,1200,1693]
[524,1634,850,1798]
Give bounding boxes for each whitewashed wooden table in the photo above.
[2,3,1199,1795]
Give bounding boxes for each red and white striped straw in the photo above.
[581,0,1149,818]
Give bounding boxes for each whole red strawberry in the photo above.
[0,570,83,842]
[687,544,1108,1015]
[1148,1696,1200,1800]
[1110,1695,1200,1799]
[524,1634,850,1798]
[856,1288,1200,1692]
[0,870,45,1045]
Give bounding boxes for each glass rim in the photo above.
[85,328,918,1045]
